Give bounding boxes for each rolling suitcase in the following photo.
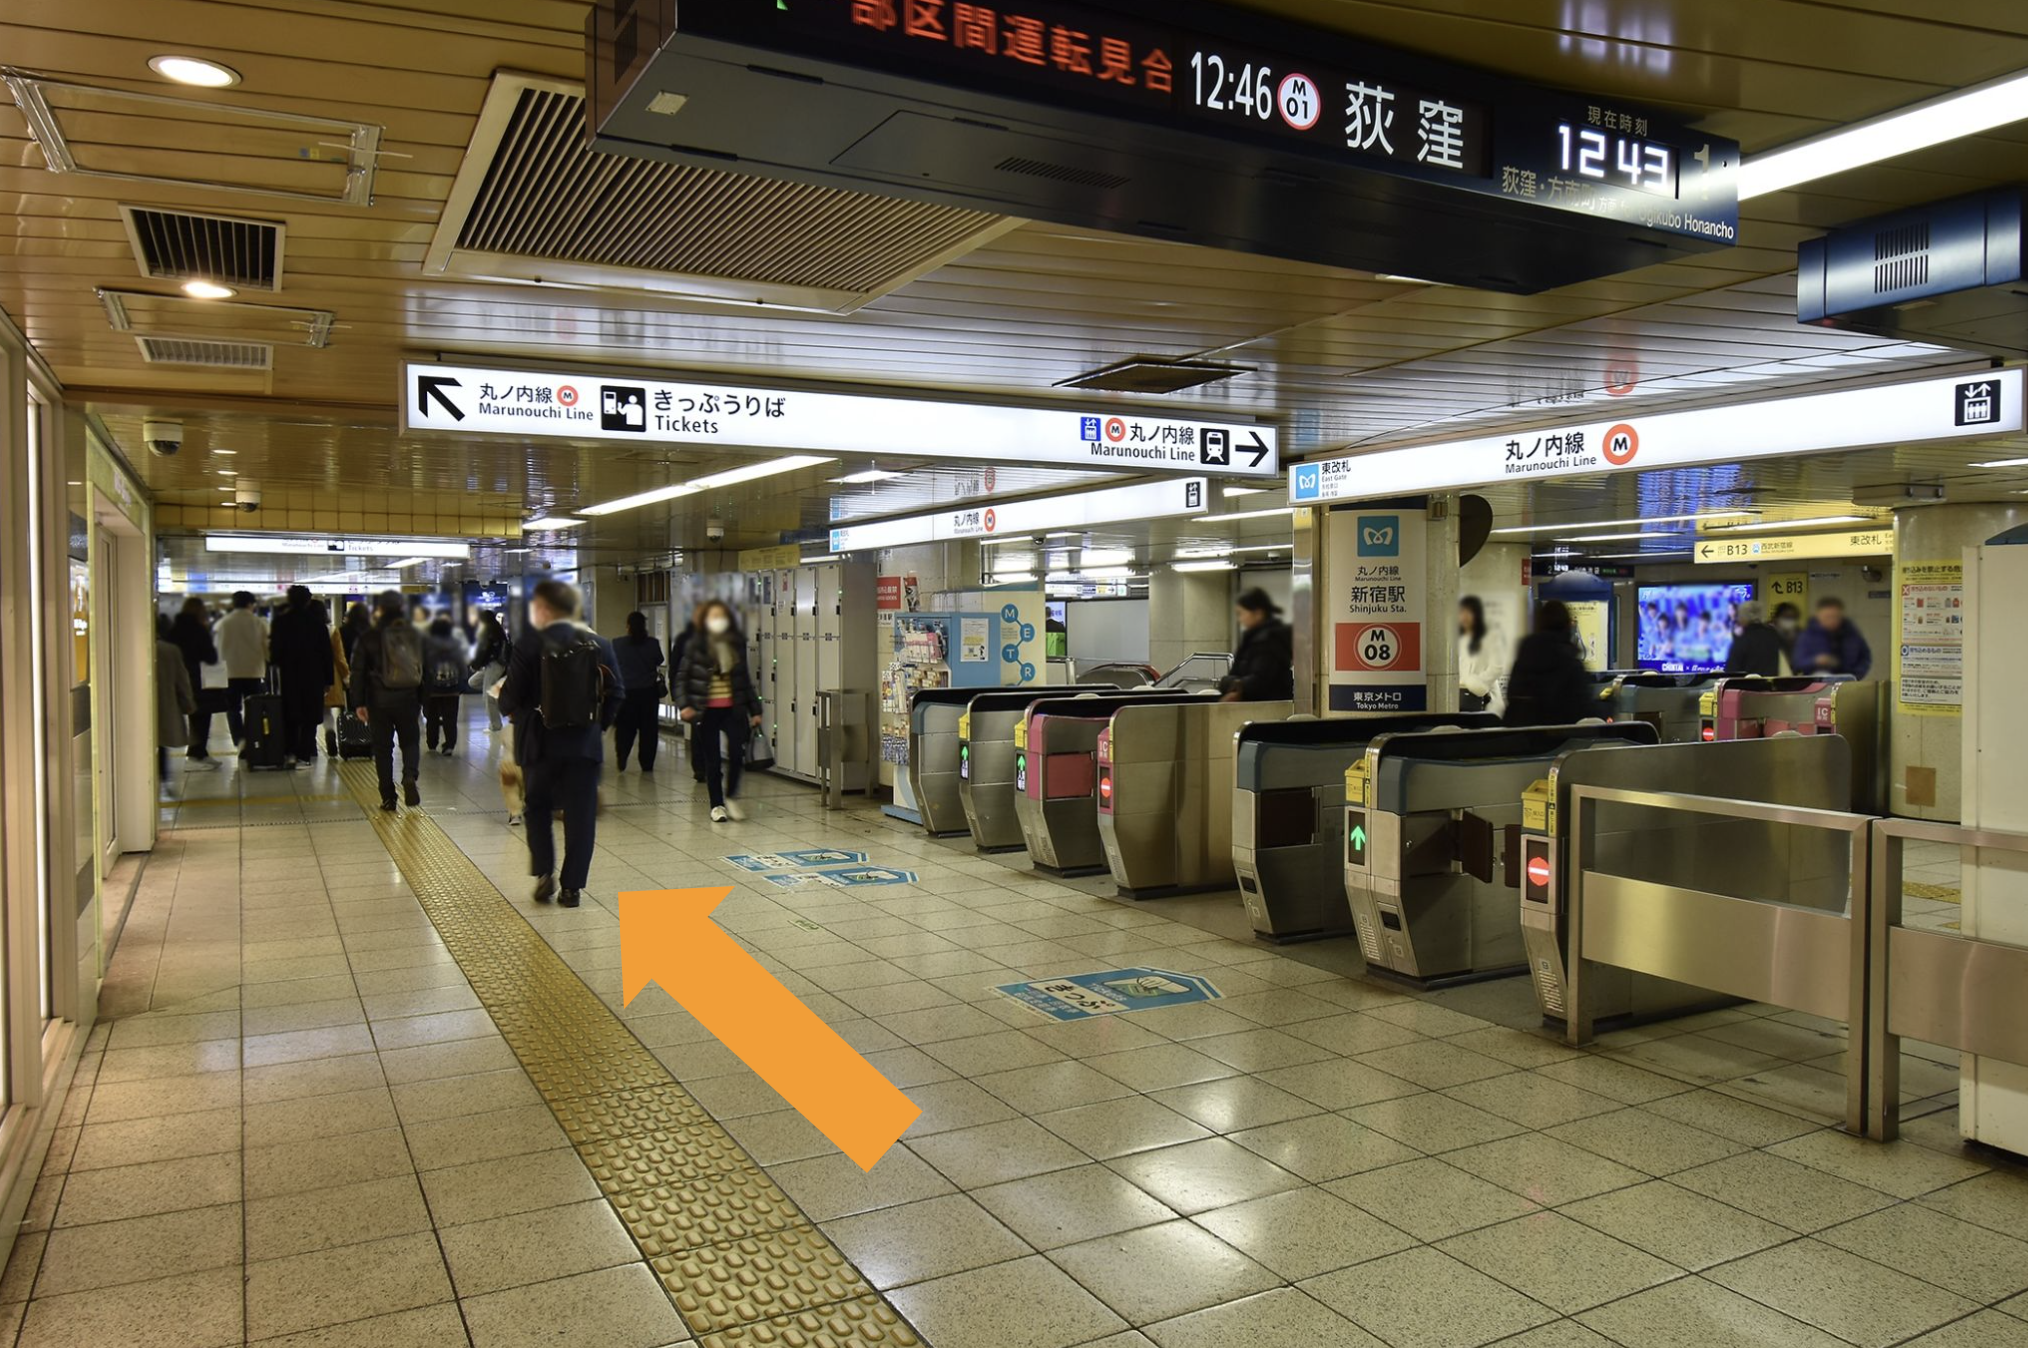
[338,711,374,761]
[241,673,290,770]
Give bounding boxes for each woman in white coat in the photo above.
[1458,595,1509,717]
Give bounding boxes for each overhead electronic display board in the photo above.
[589,0,1740,292]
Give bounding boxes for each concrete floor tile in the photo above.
[769,1146,956,1222]
[1559,1179,1793,1272]
[889,1254,1126,1348]
[69,1107,242,1172]
[1546,1106,1750,1176]
[1344,1090,1527,1154]
[245,1230,454,1340]
[53,1151,239,1226]
[244,1084,400,1148]
[1672,1151,1897,1233]
[1443,1132,1647,1207]
[972,1164,1177,1250]
[439,1198,640,1298]
[1049,1219,1279,1324]
[34,1204,243,1297]
[1034,1098,1212,1161]
[1192,1185,1414,1281]
[1107,1137,1304,1216]
[1706,1238,1977,1348]
[245,1126,417,1201]
[1442,1070,1622,1130]
[822,1193,1031,1289]
[246,1174,434,1262]
[1576,1277,1846,1348]
[1303,1246,1557,1348]
[1255,1057,1420,1111]
[402,1104,569,1172]
[1229,1112,1420,1183]
[461,1262,688,1348]
[1816,1202,2028,1303]
[253,1300,472,1347]
[1144,1287,1382,1348]
[15,1266,243,1348]
[910,1117,1090,1189]
[1918,1169,2028,1239]
[1325,1157,1540,1243]
[1900,1311,2028,1346]
[1087,1043,1242,1093]
[899,1078,1022,1139]
[1640,1088,1823,1147]
[1438,1210,1680,1313]
[418,1149,603,1229]
[1767,1129,1989,1200]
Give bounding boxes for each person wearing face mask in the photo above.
[1770,602,1803,663]
[676,601,766,822]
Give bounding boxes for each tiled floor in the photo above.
[10,710,2024,1348]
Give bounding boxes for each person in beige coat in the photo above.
[156,613,196,790]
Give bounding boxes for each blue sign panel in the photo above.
[727,850,871,873]
[996,967,1222,1022]
[762,865,919,890]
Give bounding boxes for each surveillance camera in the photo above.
[143,418,184,458]
[705,517,726,543]
[234,483,262,514]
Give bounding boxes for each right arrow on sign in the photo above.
[1244,431,1270,467]
[417,374,465,422]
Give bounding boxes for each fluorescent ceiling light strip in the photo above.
[1494,511,1752,535]
[832,469,904,484]
[522,516,584,531]
[1551,530,1680,543]
[991,572,1037,584]
[1194,506,1293,523]
[1973,457,2028,469]
[688,455,833,490]
[1738,67,2028,200]
[1173,560,1236,572]
[1706,514,1872,532]
[578,484,702,517]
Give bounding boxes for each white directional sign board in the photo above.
[830,479,1209,553]
[1289,370,2022,504]
[1694,529,1895,565]
[401,361,1277,478]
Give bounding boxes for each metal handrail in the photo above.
[1865,817,2028,1141]
[1567,784,1875,1133]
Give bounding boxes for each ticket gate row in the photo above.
[959,689,1202,851]
[1593,672,1721,743]
[1516,734,1854,1029]
[1098,699,1292,896]
[1014,692,1220,874]
[1233,715,1499,943]
[909,686,1116,838]
[1342,723,1660,987]
[1699,676,1886,813]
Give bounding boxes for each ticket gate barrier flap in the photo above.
[956,687,1182,851]
[1518,733,1854,1029]
[1015,704,1124,876]
[1698,676,1882,814]
[1233,714,1497,942]
[1100,699,1292,899]
[1344,722,1660,987]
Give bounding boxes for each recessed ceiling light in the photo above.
[148,55,242,88]
[181,279,235,300]
[211,449,236,456]
[522,515,585,531]
[1972,456,2028,469]
[1173,560,1236,572]
[832,469,904,484]
[216,469,236,477]
[1223,486,1267,498]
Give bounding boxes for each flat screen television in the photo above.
[1636,583,1755,673]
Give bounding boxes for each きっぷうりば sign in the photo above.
[403,361,1277,478]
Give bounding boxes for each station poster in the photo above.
[1898,559,1966,717]
[1327,507,1428,713]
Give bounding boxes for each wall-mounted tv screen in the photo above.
[1636,583,1755,673]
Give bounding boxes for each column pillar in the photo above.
[1149,568,1233,673]
[1892,502,2028,820]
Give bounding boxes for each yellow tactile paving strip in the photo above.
[335,763,924,1347]
[1904,882,1961,903]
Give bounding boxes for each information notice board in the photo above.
[1898,559,1966,716]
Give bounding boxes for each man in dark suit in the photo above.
[499,580,623,909]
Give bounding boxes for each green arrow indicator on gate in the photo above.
[1350,825,1367,850]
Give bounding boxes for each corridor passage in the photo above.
[18,720,2028,1348]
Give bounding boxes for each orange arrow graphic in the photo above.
[619,886,921,1170]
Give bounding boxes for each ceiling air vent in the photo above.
[1058,358,1254,395]
[136,336,274,370]
[119,205,284,291]
[425,73,1022,315]
[995,156,1132,191]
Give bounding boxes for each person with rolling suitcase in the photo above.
[348,591,426,812]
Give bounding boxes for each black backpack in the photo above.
[540,631,606,729]
[425,640,467,693]
[378,622,423,692]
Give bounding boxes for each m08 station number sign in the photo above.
[402,360,1278,479]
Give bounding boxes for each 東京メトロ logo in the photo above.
[1357,515,1400,557]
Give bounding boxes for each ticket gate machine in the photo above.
[1514,734,1854,1029]
[1232,714,1497,942]
[1595,673,1722,743]
[911,686,1114,837]
[1343,723,1659,987]
[1016,692,1218,875]
[1699,676,1884,812]
[1096,699,1293,897]
[959,689,1200,852]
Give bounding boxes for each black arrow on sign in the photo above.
[1698,543,1715,560]
[1244,431,1270,467]
[417,374,465,422]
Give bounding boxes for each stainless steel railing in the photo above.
[1865,817,2028,1141]
[1565,784,1875,1134]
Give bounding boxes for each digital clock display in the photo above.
[1555,123,1677,197]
